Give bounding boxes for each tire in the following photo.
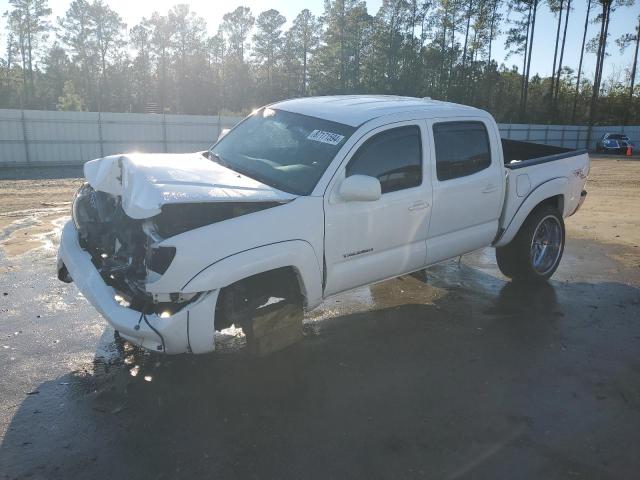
[495,243,517,278]
[495,204,565,282]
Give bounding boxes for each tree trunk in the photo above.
[571,0,591,123]
[302,41,308,96]
[598,3,612,91]
[160,46,166,112]
[100,48,108,112]
[439,17,447,98]
[461,0,473,70]
[468,2,483,102]
[387,3,400,88]
[339,1,346,92]
[488,0,498,63]
[446,17,456,100]
[522,0,538,117]
[550,0,564,97]
[25,5,34,106]
[624,16,640,124]
[629,17,640,99]
[5,37,12,94]
[405,0,418,88]
[589,0,612,126]
[520,4,532,112]
[18,31,27,107]
[220,48,225,112]
[26,31,33,104]
[554,0,571,103]
[592,4,606,100]
[354,18,361,90]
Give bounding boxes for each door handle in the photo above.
[408,201,429,211]
[482,184,498,193]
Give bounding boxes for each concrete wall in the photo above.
[0,108,638,168]
[0,109,242,167]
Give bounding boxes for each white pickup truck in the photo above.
[57,96,589,354]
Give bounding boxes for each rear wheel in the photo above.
[496,204,565,282]
[495,243,517,278]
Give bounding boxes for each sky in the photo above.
[0,0,638,84]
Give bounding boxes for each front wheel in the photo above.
[216,268,304,355]
[496,204,565,282]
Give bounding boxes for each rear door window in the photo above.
[433,121,491,181]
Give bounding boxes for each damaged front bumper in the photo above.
[57,221,219,354]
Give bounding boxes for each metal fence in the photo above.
[497,123,640,151]
[0,108,638,168]
[0,109,242,167]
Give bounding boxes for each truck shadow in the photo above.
[2,266,639,480]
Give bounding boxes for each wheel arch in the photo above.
[541,193,564,217]
[180,240,323,309]
[494,177,567,248]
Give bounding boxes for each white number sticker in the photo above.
[307,129,345,145]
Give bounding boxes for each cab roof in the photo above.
[271,95,484,127]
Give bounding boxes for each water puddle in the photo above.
[0,206,69,258]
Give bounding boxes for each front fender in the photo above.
[494,177,568,247]
[181,240,323,308]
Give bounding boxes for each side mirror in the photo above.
[339,175,382,202]
[218,128,230,141]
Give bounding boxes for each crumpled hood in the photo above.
[84,153,296,219]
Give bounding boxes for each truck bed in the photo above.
[496,139,590,247]
[502,139,587,169]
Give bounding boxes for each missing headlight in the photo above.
[72,183,119,234]
[148,246,176,274]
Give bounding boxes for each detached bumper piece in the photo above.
[57,221,219,354]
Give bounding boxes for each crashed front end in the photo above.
[57,183,220,353]
[57,153,293,354]
[69,183,200,313]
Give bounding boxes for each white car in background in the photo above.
[57,96,589,354]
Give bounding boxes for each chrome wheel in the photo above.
[530,215,563,275]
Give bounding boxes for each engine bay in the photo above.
[72,183,160,311]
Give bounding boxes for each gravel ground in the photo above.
[0,155,639,479]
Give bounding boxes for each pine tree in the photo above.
[3,0,51,106]
[252,9,286,100]
[291,9,321,95]
[57,79,83,110]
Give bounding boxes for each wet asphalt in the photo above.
[1,228,640,479]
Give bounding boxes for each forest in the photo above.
[1,0,639,125]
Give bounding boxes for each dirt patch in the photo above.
[0,174,80,258]
[0,177,81,215]
[565,158,640,262]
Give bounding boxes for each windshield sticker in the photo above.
[307,129,345,145]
